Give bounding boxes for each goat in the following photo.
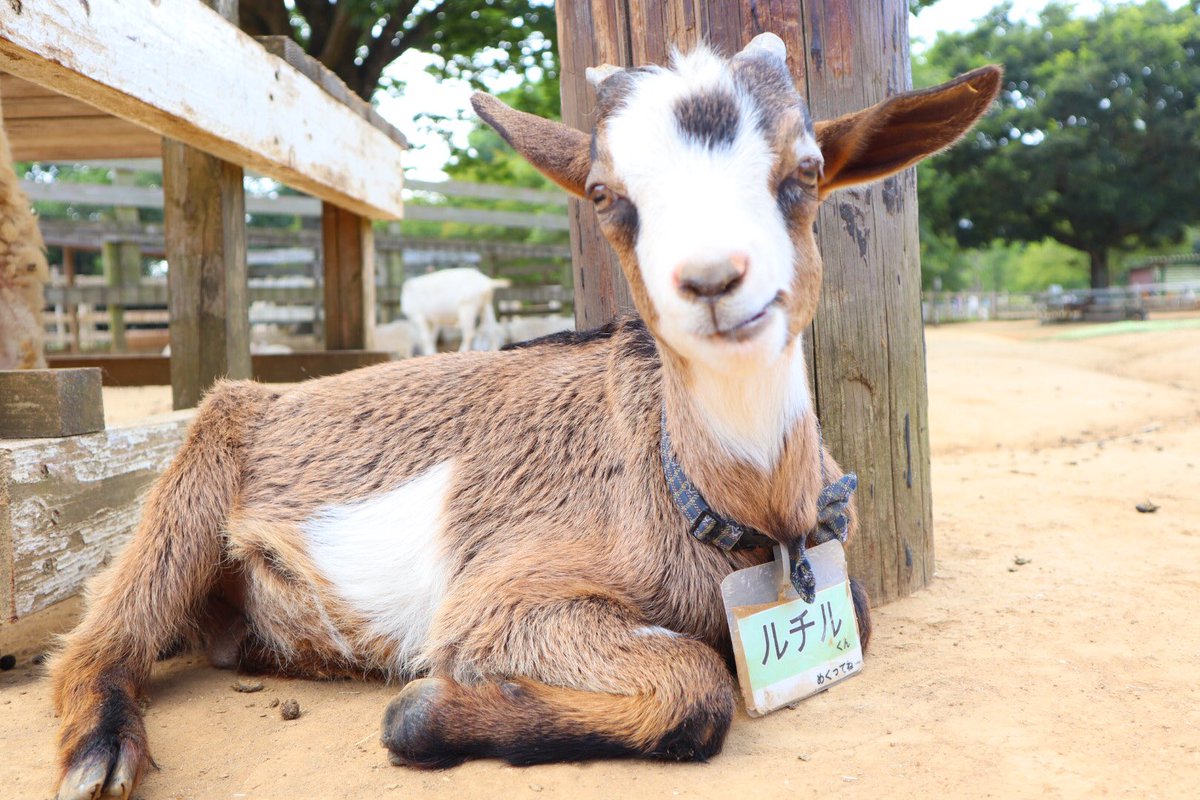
[0,98,50,370]
[50,36,999,800]
[401,267,510,355]
[373,318,418,359]
[501,313,575,347]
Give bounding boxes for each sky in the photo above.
[378,0,1190,180]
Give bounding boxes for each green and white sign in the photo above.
[721,541,864,716]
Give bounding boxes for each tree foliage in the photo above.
[918,1,1200,287]
[238,0,557,100]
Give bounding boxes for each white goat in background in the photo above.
[400,267,510,355]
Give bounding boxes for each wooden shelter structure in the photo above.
[0,0,408,409]
[556,0,932,606]
[1,0,408,623]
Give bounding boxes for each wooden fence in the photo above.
[26,171,574,351]
[923,281,1200,324]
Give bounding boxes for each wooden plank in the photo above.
[556,0,636,329]
[1,94,113,119]
[406,179,566,206]
[794,0,931,605]
[21,180,568,230]
[45,352,395,386]
[0,72,57,98]
[0,412,193,621]
[0,0,405,219]
[404,205,570,231]
[0,369,105,438]
[4,116,163,160]
[163,138,252,409]
[254,36,409,149]
[322,203,376,350]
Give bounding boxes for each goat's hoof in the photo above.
[57,737,141,800]
[380,677,465,770]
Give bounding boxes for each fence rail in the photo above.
[922,281,1200,324]
[22,176,569,230]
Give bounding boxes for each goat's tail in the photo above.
[51,380,272,800]
[490,277,513,289]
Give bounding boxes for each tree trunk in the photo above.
[1089,250,1111,289]
[556,0,932,607]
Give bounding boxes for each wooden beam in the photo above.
[45,352,395,387]
[254,36,408,149]
[3,116,164,160]
[0,0,405,219]
[1,412,193,622]
[322,203,376,350]
[0,368,105,439]
[163,138,252,409]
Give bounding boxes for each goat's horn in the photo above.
[586,64,623,88]
[740,32,787,62]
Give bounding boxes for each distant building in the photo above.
[1127,254,1200,287]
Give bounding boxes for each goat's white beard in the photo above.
[676,314,811,471]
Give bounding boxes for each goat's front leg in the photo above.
[381,582,734,768]
[456,304,478,352]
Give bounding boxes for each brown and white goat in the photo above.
[50,36,999,799]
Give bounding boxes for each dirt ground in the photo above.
[3,318,1198,799]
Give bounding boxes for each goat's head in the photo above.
[473,35,1000,370]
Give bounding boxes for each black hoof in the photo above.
[380,678,465,770]
[57,736,142,800]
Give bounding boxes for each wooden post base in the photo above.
[0,368,104,439]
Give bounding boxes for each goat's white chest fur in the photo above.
[302,461,454,665]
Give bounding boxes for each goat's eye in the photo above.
[796,158,822,188]
[589,184,616,212]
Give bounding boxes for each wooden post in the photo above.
[556,0,932,605]
[162,141,251,409]
[383,221,405,323]
[322,202,376,350]
[100,170,142,351]
[160,0,250,410]
[63,246,80,352]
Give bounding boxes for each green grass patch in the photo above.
[1043,318,1200,340]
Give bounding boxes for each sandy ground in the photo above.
[3,318,1198,799]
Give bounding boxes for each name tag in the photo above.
[721,540,863,716]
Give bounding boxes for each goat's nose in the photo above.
[675,253,748,300]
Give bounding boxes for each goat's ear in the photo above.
[471,93,592,198]
[814,65,1002,199]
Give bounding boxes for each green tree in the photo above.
[238,0,556,100]
[918,1,1200,288]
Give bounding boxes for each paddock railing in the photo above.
[25,169,574,351]
[922,281,1200,324]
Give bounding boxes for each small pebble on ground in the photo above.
[280,699,301,720]
[0,654,15,671]
[232,680,264,693]
[1136,500,1160,513]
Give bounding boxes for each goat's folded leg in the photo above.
[381,585,735,768]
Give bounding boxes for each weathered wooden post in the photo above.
[321,203,376,350]
[101,169,142,352]
[161,0,252,409]
[556,0,932,605]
